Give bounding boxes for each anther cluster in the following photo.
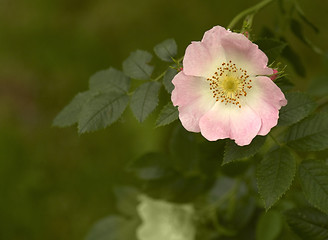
[206,60,253,108]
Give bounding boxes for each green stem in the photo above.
[153,70,166,81]
[152,56,184,82]
[227,0,276,30]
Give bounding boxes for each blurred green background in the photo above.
[0,0,327,239]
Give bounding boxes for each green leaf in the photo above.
[223,136,266,165]
[257,147,296,210]
[78,92,129,134]
[85,215,139,240]
[53,91,96,127]
[255,39,287,63]
[130,82,161,122]
[89,67,130,93]
[163,68,177,93]
[299,160,328,214]
[278,92,316,126]
[285,207,328,240]
[155,102,179,127]
[113,186,139,217]
[122,50,154,80]
[286,112,328,151]
[154,38,177,62]
[256,210,283,240]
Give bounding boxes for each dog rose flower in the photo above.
[171,26,287,146]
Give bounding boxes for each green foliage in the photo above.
[286,112,328,151]
[278,92,316,126]
[154,39,177,62]
[53,91,96,127]
[255,39,287,63]
[130,82,161,122]
[256,211,283,240]
[163,68,177,93]
[89,67,130,93]
[257,147,296,210]
[155,102,179,127]
[299,160,328,214]
[78,92,129,133]
[285,208,328,240]
[122,50,154,80]
[223,136,266,165]
[50,2,328,240]
[85,215,139,240]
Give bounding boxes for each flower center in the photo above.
[220,75,241,97]
[206,60,252,108]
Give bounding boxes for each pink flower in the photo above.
[171,26,287,146]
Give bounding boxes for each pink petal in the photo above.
[171,72,215,132]
[178,97,214,132]
[246,76,287,135]
[171,72,212,107]
[201,26,228,60]
[220,32,272,76]
[182,42,215,78]
[199,102,262,146]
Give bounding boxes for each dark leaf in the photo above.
[130,82,161,122]
[154,39,177,62]
[78,92,129,133]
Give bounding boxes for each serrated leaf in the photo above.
[285,207,328,240]
[85,215,139,240]
[278,92,316,126]
[154,38,177,62]
[53,91,96,127]
[113,186,139,217]
[286,112,328,151]
[130,82,161,122]
[78,92,129,133]
[257,147,296,210]
[299,160,328,214]
[223,136,266,165]
[155,102,179,127]
[163,68,177,93]
[122,50,154,80]
[256,211,283,240]
[255,39,287,63]
[89,67,130,93]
